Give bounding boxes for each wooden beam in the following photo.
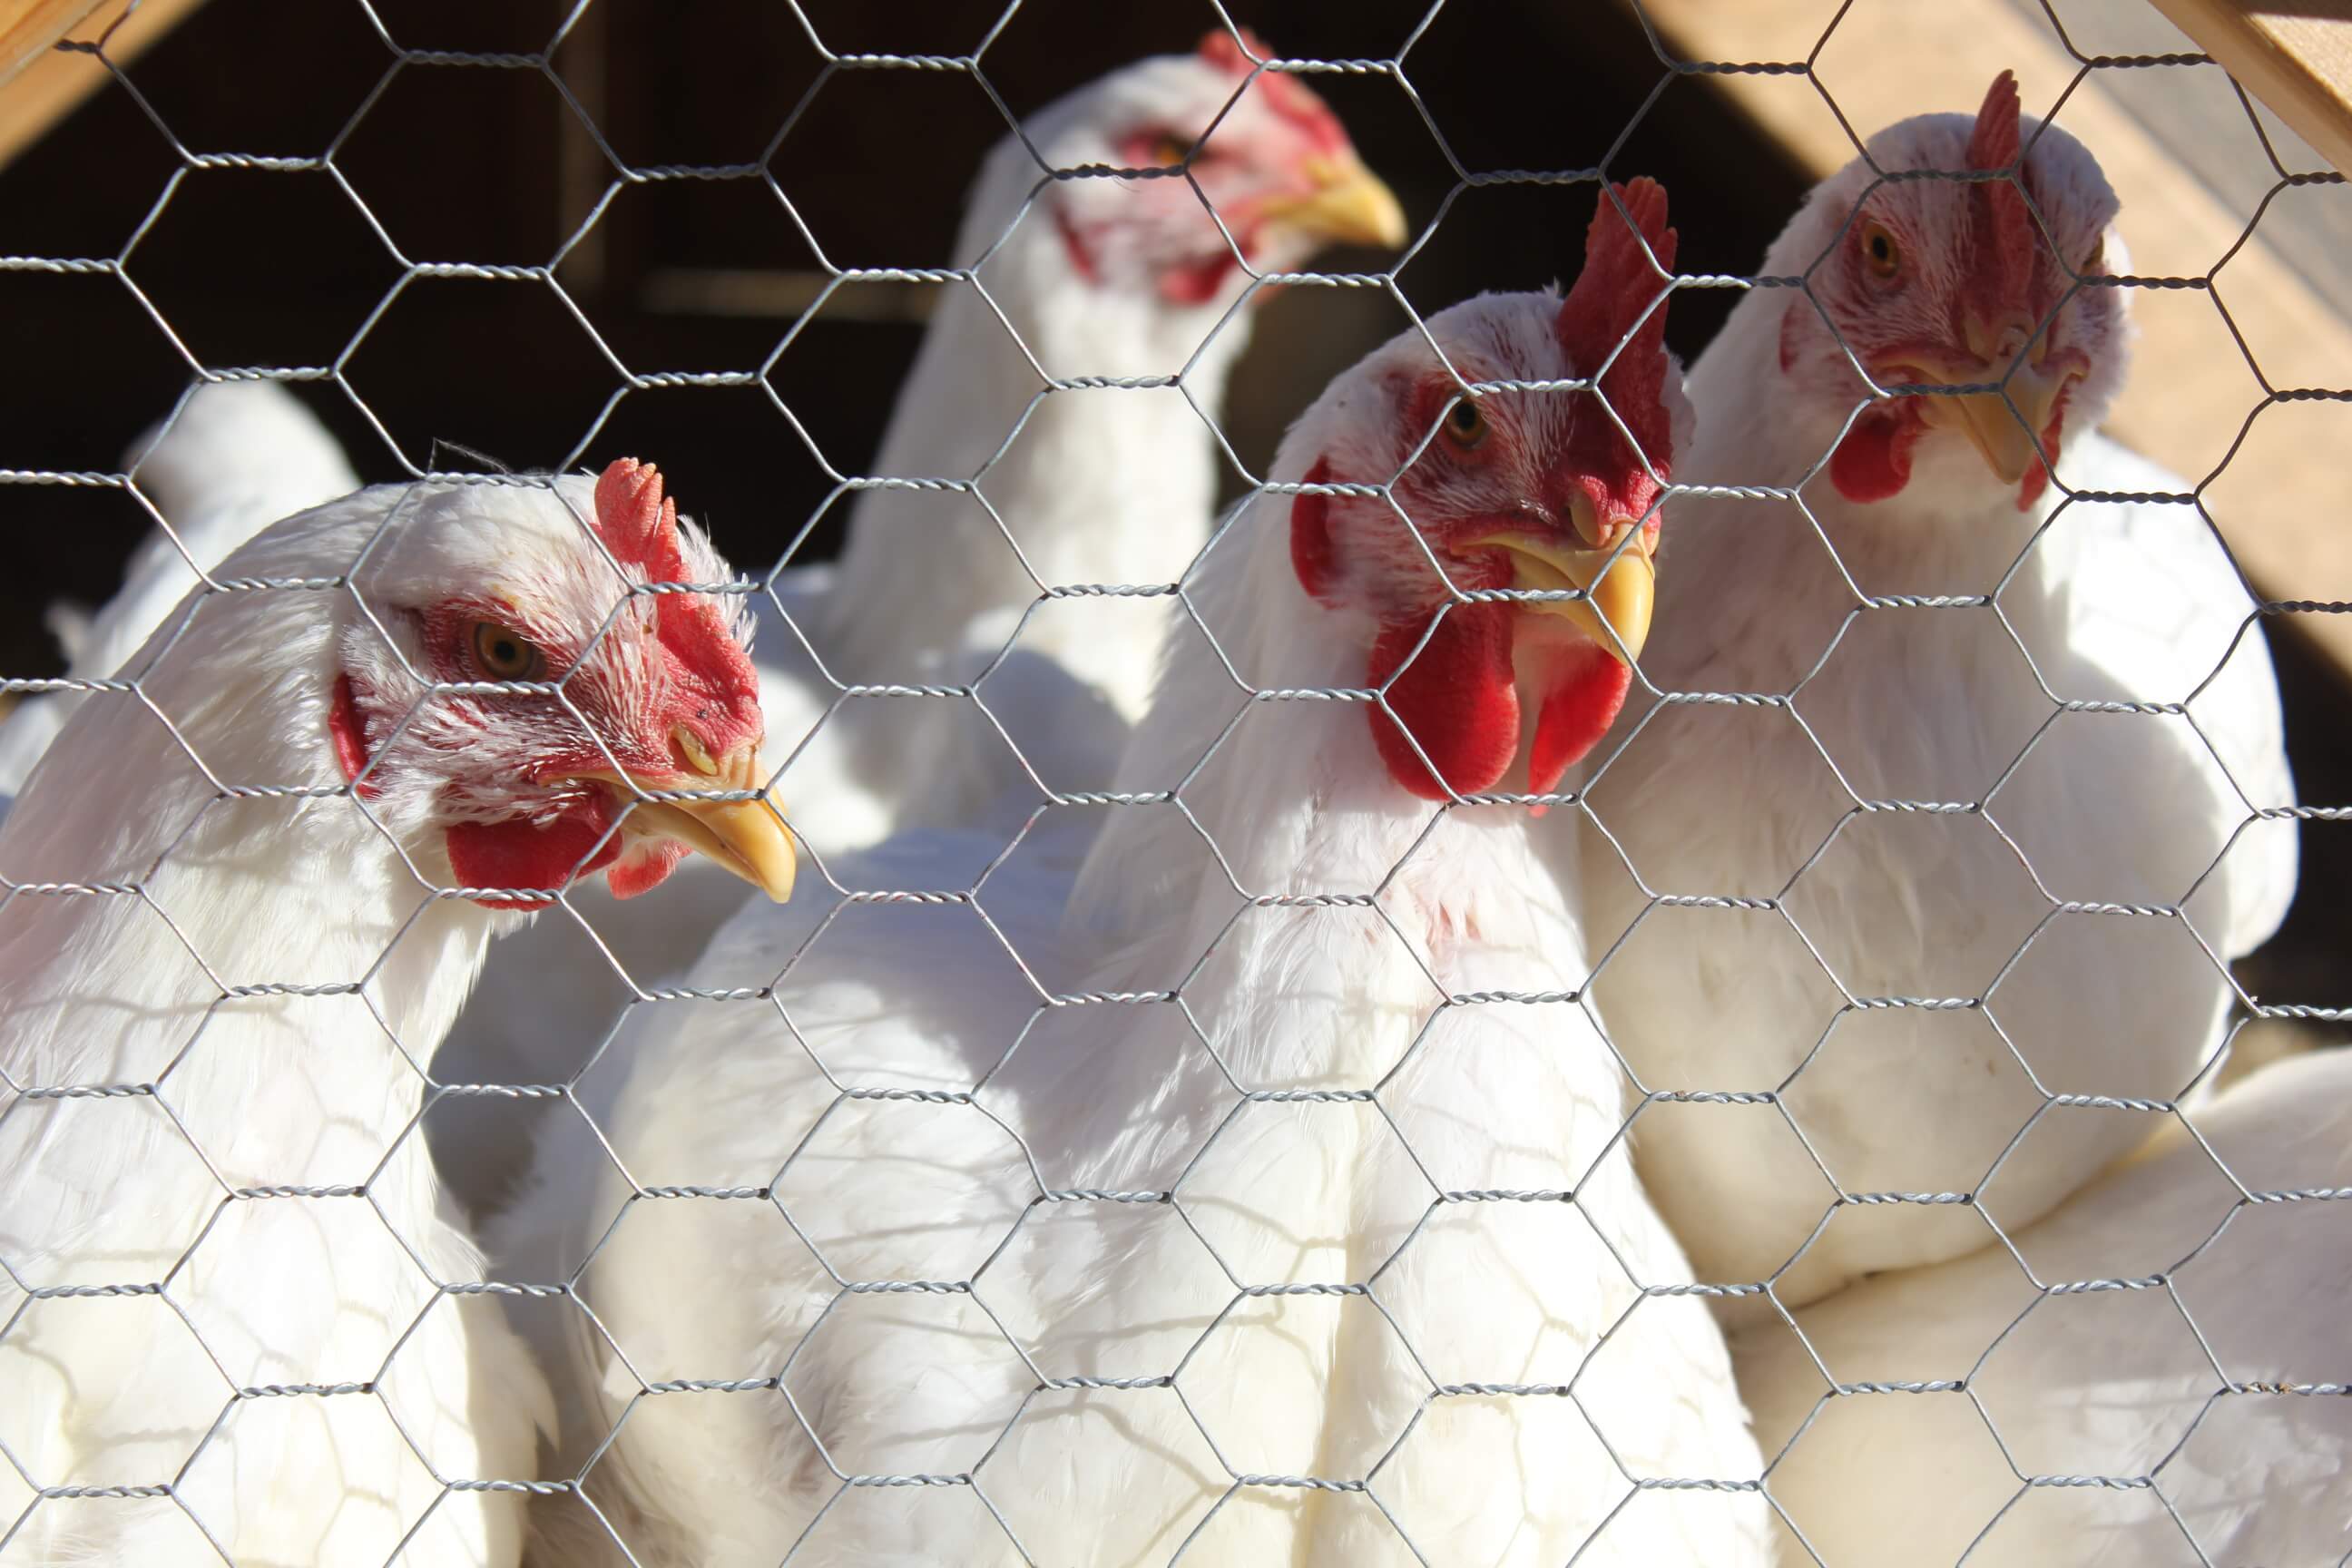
[0,0,211,172]
[640,268,940,322]
[554,0,608,297]
[1636,0,2352,682]
[0,0,103,86]
[2146,0,2352,178]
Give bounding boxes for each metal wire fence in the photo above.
[0,0,2343,1564]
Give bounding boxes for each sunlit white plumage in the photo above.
[0,380,360,806]
[500,183,1771,1568]
[0,463,789,1566]
[1732,1047,2352,1566]
[2029,426,2296,960]
[433,38,1404,1215]
[1579,74,2297,1315]
[801,28,1402,740]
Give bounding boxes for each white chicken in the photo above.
[499,180,1774,1568]
[805,25,1406,740]
[1580,71,2298,1314]
[1732,1046,2352,1566]
[0,459,794,1565]
[428,34,1406,1215]
[0,379,360,807]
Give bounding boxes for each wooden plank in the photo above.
[640,268,939,322]
[0,0,210,172]
[554,0,608,297]
[1636,0,2352,681]
[2147,0,2352,178]
[0,0,102,85]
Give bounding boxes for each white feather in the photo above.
[0,479,652,1566]
[2031,426,2297,958]
[1575,106,2298,1317]
[431,49,1315,1218]
[496,296,1771,1567]
[1731,1047,2352,1566]
[0,381,361,808]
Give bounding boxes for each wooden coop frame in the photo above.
[1641,0,2352,679]
[3,0,2349,672]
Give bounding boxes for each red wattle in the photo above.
[1368,604,1519,800]
[1529,641,1632,795]
[1289,458,1340,603]
[1054,211,1099,286]
[446,811,624,913]
[607,838,689,899]
[1828,408,1923,504]
[328,673,380,799]
[1159,249,1241,307]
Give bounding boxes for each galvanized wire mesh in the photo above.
[0,0,2344,1564]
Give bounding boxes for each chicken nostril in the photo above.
[1963,313,2036,368]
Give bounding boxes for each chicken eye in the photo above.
[1149,132,1191,167]
[470,622,545,682]
[1441,397,1490,452]
[2082,235,2106,275]
[1861,221,1902,280]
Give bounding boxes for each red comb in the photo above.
[1198,26,1267,76]
[1197,26,1349,152]
[1968,71,2034,312]
[593,457,688,584]
[1558,178,1677,474]
[1967,69,2023,173]
[591,458,753,708]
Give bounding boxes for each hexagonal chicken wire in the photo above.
[0,1,2345,1565]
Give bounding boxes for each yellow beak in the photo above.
[1259,153,1409,250]
[1464,527,1656,666]
[577,742,797,903]
[1894,338,2072,488]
